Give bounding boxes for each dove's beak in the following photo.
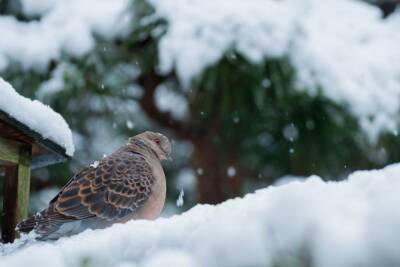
[167,156,173,161]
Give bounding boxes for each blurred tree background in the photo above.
[0,0,400,218]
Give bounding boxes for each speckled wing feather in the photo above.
[52,151,154,221]
[17,150,155,236]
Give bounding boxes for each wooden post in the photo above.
[1,165,18,243]
[0,137,19,165]
[17,146,31,222]
[0,137,32,243]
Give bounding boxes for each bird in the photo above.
[17,131,171,240]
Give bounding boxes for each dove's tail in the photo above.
[16,208,63,240]
[16,216,37,233]
[16,209,52,235]
[16,206,91,240]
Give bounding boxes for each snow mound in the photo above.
[150,0,400,142]
[0,0,130,71]
[2,163,400,267]
[0,77,74,155]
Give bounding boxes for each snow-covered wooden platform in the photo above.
[0,78,74,243]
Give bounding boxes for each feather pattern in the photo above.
[52,151,154,221]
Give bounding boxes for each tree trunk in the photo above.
[192,137,242,204]
[137,70,243,204]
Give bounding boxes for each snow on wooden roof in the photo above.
[0,77,74,161]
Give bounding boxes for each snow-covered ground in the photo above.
[0,77,74,155]
[1,163,400,267]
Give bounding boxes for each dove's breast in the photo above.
[129,158,166,221]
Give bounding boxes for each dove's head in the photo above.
[130,131,172,161]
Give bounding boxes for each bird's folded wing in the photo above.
[52,151,154,221]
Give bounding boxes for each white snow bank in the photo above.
[0,0,130,71]
[0,77,74,155]
[2,163,400,267]
[150,0,400,142]
[20,0,61,17]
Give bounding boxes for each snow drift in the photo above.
[1,163,400,267]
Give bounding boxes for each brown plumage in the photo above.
[17,131,171,240]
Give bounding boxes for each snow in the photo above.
[176,189,184,207]
[0,0,130,71]
[282,123,299,142]
[175,168,197,194]
[126,120,135,130]
[36,63,67,101]
[1,0,398,141]
[20,0,61,17]
[154,84,188,121]
[0,77,74,155]
[196,168,203,175]
[90,160,99,168]
[227,166,236,177]
[149,0,400,142]
[2,163,400,266]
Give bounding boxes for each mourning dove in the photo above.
[17,131,171,240]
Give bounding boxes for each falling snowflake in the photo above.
[283,123,298,142]
[126,120,134,129]
[176,189,184,207]
[90,161,99,168]
[262,78,271,88]
[227,166,236,177]
[197,168,204,175]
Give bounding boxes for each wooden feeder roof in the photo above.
[0,109,69,169]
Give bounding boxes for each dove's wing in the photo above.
[52,151,154,221]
